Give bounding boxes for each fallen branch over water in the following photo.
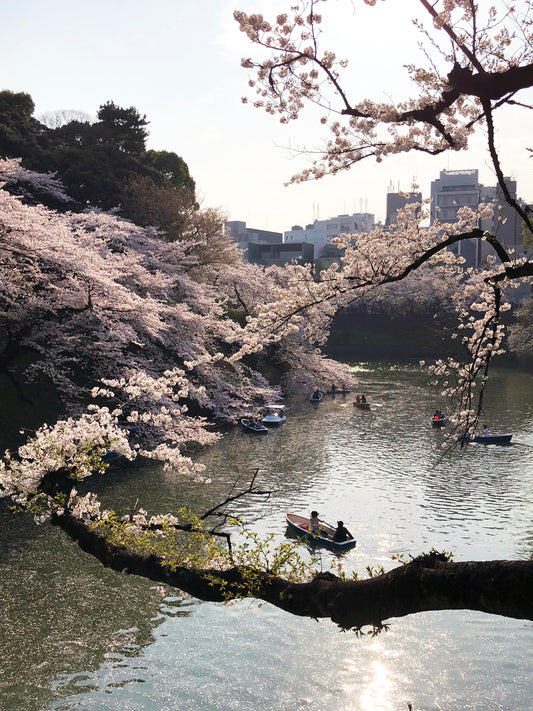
[54,510,533,630]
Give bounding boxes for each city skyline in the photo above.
[1,0,531,232]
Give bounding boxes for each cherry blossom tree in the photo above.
[234,0,533,435]
[0,159,285,434]
[508,295,533,360]
[0,159,372,629]
[3,0,533,630]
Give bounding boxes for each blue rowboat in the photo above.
[460,433,512,445]
[285,513,356,552]
[309,392,323,403]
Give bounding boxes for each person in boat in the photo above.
[355,394,361,403]
[360,394,367,403]
[309,510,320,532]
[312,389,321,399]
[331,383,337,392]
[482,425,490,436]
[333,521,353,542]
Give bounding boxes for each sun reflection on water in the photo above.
[343,642,406,711]
[360,653,397,711]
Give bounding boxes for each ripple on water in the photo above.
[3,365,533,711]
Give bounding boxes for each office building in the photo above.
[430,169,482,268]
[247,241,314,266]
[284,212,375,257]
[385,187,422,226]
[225,221,283,261]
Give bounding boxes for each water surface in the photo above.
[1,363,532,710]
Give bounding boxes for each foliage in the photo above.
[120,176,199,238]
[144,149,195,192]
[0,90,43,159]
[91,507,225,572]
[228,518,317,580]
[96,101,149,156]
[0,91,194,214]
[120,177,242,275]
[508,297,533,361]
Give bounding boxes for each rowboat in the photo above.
[262,404,286,426]
[460,433,512,445]
[309,392,323,403]
[285,513,357,552]
[102,449,122,462]
[241,418,268,434]
[431,416,446,427]
[354,401,370,410]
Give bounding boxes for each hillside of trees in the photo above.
[0,91,354,459]
[0,90,194,216]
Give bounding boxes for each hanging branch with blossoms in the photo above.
[233,0,533,432]
[235,1,533,207]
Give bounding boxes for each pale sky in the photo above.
[1,0,531,233]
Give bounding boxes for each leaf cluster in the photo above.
[0,91,195,216]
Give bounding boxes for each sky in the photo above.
[1,0,532,233]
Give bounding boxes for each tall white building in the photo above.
[430,169,529,271]
[284,212,375,257]
[430,169,482,268]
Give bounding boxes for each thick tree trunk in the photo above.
[54,512,533,630]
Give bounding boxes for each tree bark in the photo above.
[54,511,533,630]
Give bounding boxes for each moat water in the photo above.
[1,363,532,710]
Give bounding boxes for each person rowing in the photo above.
[333,520,354,543]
